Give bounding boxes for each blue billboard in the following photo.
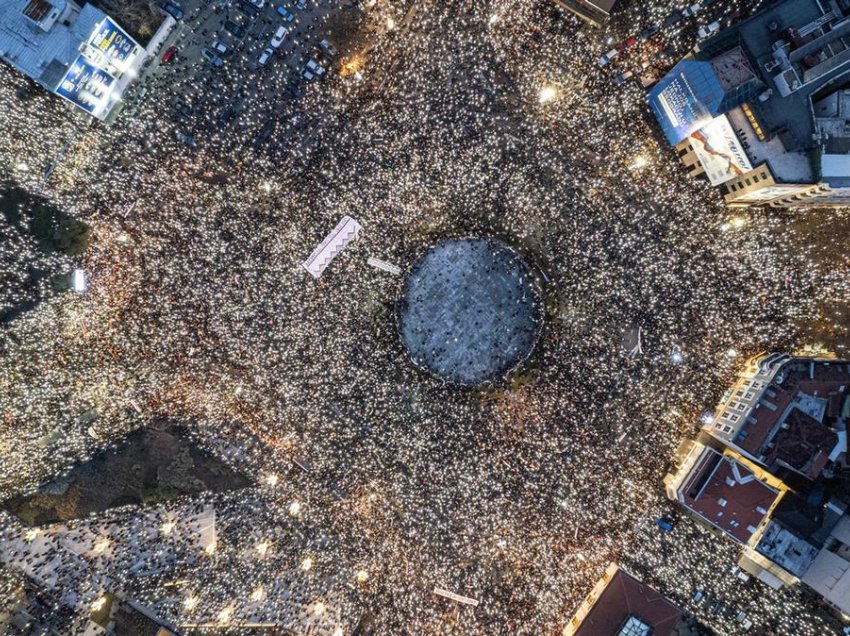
[54,56,115,115]
[647,61,727,145]
[88,17,138,66]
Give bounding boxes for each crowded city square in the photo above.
[2,0,850,633]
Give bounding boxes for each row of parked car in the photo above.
[598,0,724,68]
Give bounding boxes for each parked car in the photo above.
[258,47,274,65]
[614,70,634,86]
[271,26,288,48]
[655,516,674,532]
[617,36,638,52]
[295,0,306,8]
[638,25,659,41]
[224,20,246,38]
[697,21,721,38]
[211,40,229,55]
[319,38,337,56]
[730,566,751,583]
[248,0,265,7]
[305,58,325,77]
[202,47,225,67]
[682,2,702,17]
[276,5,294,21]
[663,11,684,28]
[161,1,183,20]
[161,45,178,63]
[598,48,619,67]
[175,131,196,147]
[238,0,259,18]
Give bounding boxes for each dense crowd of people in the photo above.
[1,0,849,633]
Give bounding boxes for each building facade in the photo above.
[0,0,146,119]
[666,352,850,616]
[648,0,850,207]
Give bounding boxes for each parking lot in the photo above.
[122,0,357,154]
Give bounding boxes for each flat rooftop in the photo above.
[699,0,850,154]
[0,0,104,88]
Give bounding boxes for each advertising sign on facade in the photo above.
[54,55,115,116]
[88,17,138,68]
[690,115,753,185]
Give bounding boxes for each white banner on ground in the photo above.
[303,216,362,278]
[433,587,480,606]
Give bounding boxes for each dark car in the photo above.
[162,1,184,20]
[224,20,246,38]
[217,106,236,127]
[237,0,258,17]
[275,5,294,22]
[638,25,660,41]
[161,46,178,63]
[176,102,192,117]
[663,11,684,28]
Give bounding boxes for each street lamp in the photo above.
[538,85,558,104]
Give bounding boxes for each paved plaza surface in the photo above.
[397,238,542,385]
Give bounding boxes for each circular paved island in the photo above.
[396,238,544,386]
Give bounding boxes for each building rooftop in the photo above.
[801,515,850,616]
[706,355,849,479]
[755,519,820,578]
[0,0,105,89]
[763,407,838,479]
[650,0,850,190]
[565,564,682,636]
[679,447,780,544]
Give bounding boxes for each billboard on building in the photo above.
[690,115,753,185]
[54,55,115,116]
[88,17,139,69]
[648,61,727,145]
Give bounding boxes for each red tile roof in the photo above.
[573,567,682,636]
[680,448,779,544]
[736,361,849,457]
[762,408,837,479]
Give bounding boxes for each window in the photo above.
[718,498,728,507]
[23,0,52,21]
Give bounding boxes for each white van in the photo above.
[271,26,287,48]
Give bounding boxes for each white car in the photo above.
[271,25,288,48]
[249,0,265,7]
[258,47,274,66]
[319,38,337,56]
[306,58,325,77]
[697,21,720,39]
[598,48,618,67]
